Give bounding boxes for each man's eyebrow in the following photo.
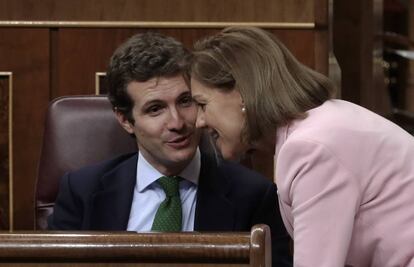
[179,91,191,96]
[141,99,164,108]
[176,91,192,99]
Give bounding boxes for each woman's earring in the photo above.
[241,106,246,113]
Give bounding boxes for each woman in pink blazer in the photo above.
[189,26,414,267]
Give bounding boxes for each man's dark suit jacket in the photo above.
[48,152,292,266]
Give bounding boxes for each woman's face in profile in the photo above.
[191,77,249,161]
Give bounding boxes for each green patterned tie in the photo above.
[151,176,182,232]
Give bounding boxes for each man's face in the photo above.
[116,75,200,175]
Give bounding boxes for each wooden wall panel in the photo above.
[334,0,389,115]
[0,73,11,230]
[55,28,315,98]
[53,29,218,97]
[0,29,50,230]
[0,0,314,23]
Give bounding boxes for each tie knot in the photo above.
[158,176,181,197]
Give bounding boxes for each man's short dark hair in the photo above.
[107,32,191,123]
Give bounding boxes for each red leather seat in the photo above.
[34,96,137,230]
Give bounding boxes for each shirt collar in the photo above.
[136,148,201,192]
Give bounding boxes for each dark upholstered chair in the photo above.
[34,95,216,230]
[34,95,137,230]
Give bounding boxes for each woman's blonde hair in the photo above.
[190,26,336,143]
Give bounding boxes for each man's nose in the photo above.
[167,108,185,130]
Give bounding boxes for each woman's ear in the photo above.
[114,110,135,134]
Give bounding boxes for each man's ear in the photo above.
[114,110,134,134]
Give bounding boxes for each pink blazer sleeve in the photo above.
[276,138,362,267]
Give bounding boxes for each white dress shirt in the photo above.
[127,148,200,232]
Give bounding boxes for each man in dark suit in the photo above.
[48,32,292,266]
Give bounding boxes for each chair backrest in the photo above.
[35,95,137,230]
[0,224,271,266]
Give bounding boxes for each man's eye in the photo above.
[147,105,162,114]
[180,96,194,107]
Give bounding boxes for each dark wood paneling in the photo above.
[273,30,316,68]
[334,0,389,114]
[313,0,330,75]
[0,28,50,230]
[0,75,10,230]
[0,0,314,23]
[54,29,216,97]
[55,28,316,98]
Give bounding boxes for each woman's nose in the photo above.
[195,110,206,128]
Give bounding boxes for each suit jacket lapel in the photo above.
[89,152,236,231]
[194,153,235,231]
[90,154,138,230]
